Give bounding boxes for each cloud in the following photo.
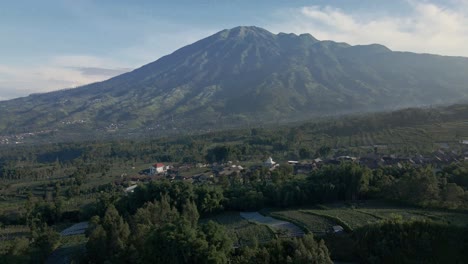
[0,55,134,100]
[0,25,213,100]
[0,26,211,100]
[75,67,132,77]
[269,1,468,57]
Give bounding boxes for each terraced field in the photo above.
[300,119,468,154]
[272,202,468,234]
[240,212,304,238]
[356,208,468,225]
[270,210,336,234]
[0,225,29,241]
[301,209,381,230]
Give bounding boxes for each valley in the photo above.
[0,22,468,263]
[0,104,468,263]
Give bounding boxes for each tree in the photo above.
[316,146,331,158]
[199,221,233,263]
[233,234,332,264]
[441,183,465,208]
[354,219,468,264]
[393,167,439,206]
[86,205,130,263]
[195,186,224,215]
[308,163,371,202]
[299,148,311,159]
[205,146,239,163]
[142,219,232,264]
[31,224,61,262]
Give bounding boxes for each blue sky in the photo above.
[1,0,467,100]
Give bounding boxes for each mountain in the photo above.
[1,26,468,136]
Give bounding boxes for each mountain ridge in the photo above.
[1,26,468,135]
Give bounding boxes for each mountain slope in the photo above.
[1,26,468,135]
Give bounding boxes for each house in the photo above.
[192,173,213,184]
[150,163,166,175]
[217,165,243,177]
[358,154,382,169]
[336,156,357,162]
[264,157,276,168]
[382,156,408,167]
[196,163,208,168]
[124,185,138,193]
[313,158,323,164]
[329,225,344,234]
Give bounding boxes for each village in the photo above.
[120,146,468,193]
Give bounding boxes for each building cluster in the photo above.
[0,130,57,145]
[118,148,468,192]
[288,149,468,174]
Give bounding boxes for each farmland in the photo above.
[270,210,336,234]
[239,212,304,238]
[270,202,468,234]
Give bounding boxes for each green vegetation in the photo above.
[270,201,468,234]
[82,190,332,263]
[354,219,468,263]
[201,212,274,247]
[300,209,380,231]
[270,210,336,234]
[0,103,467,262]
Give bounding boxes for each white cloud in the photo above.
[0,55,132,100]
[0,28,213,100]
[270,1,468,57]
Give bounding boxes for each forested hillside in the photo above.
[1,26,468,136]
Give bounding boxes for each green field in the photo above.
[271,202,468,234]
[356,208,468,226]
[270,210,336,234]
[201,212,274,247]
[300,208,381,231]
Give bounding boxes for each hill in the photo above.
[1,26,468,136]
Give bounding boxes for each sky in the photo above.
[1,0,468,100]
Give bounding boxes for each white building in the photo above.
[264,157,276,167]
[149,163,166,175]
[125,185,138,193]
